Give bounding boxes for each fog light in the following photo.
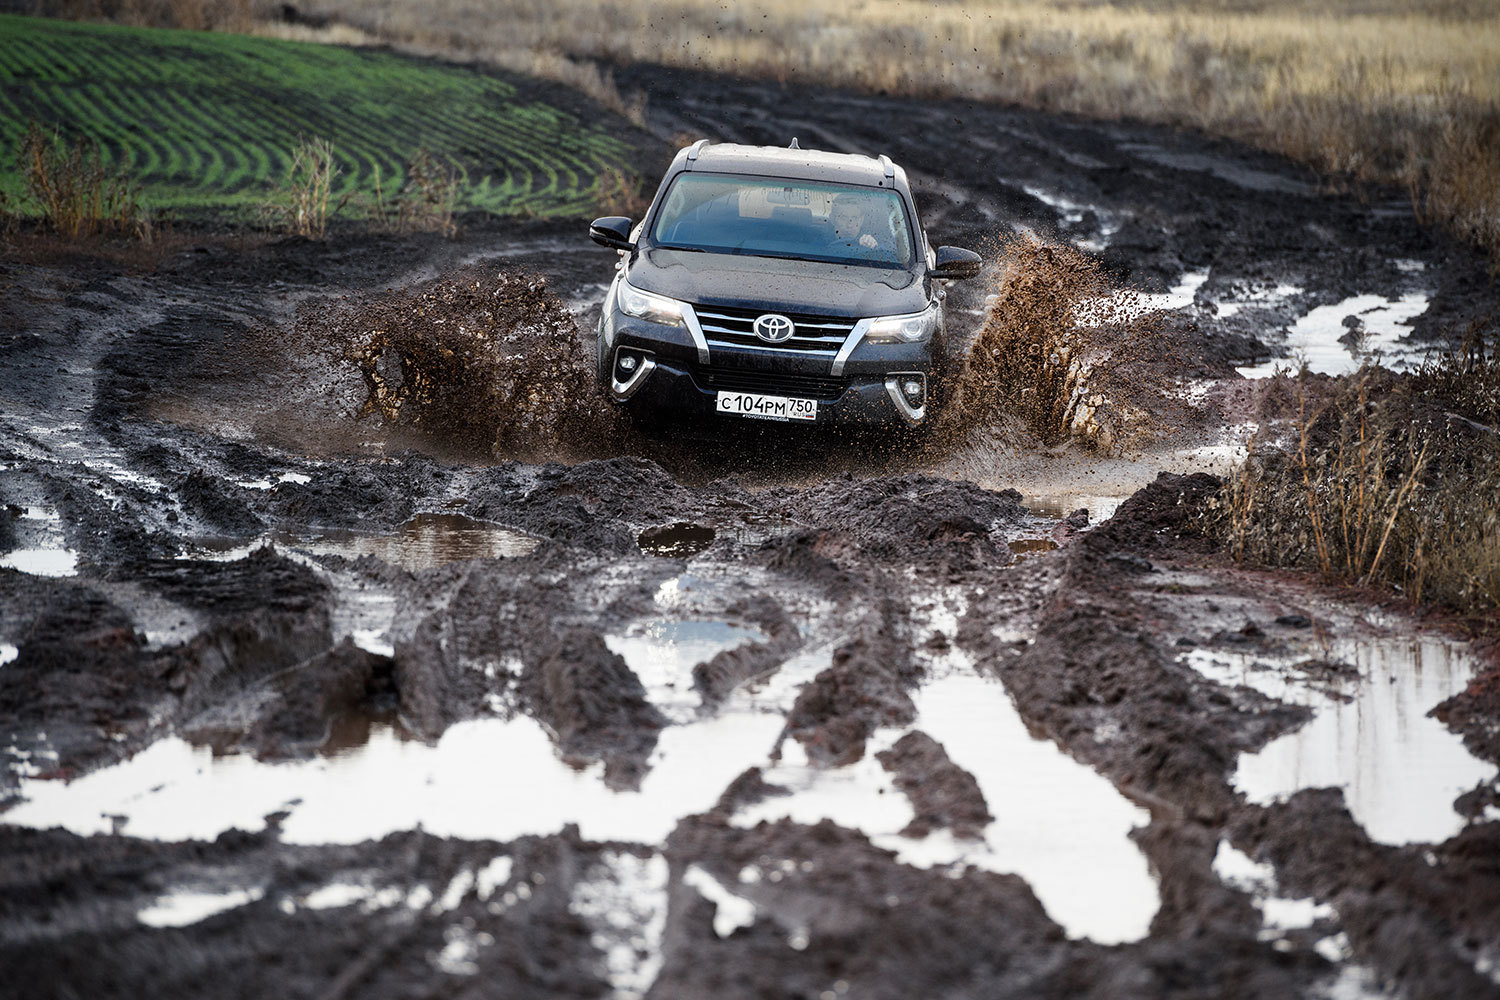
[901,378,924,401]
[618,354,638,372]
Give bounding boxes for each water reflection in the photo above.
[605,619,768,721]
[1185,636,1495,844]
[269,513,540,570]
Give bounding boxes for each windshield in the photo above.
[649,173,916,269]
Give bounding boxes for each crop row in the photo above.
[0,14,633,218]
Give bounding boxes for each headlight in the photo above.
[617,280,686,327]
[864,303,940,343]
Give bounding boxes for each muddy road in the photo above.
[3,64,1500,999]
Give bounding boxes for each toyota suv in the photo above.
[588,140,981,428]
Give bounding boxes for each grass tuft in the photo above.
[369,149,462,237]
[14,120,150,240]
[262,134,341,238]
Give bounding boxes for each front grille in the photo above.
[691,364,850,401]
[694,303,856,355]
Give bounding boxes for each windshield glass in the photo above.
[649,173,916,269]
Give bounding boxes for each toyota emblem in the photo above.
[753,313,795,343]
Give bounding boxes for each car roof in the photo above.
[677,141,908,190]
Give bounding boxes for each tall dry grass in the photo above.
[306,0,1500,259]
[261,134,340,237]
[1212,337,1500,613]
[13,120,151,240]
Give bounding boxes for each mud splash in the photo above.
[301,266,624,459]
[944,236,1210,454]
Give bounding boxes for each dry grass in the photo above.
[369,149,461,237]
[31,0,256,31]
[294,0,1500,259]
[13,120,150,240]
[592,165,650,220]
[262,134,340,237]
[1212,335,1500,613]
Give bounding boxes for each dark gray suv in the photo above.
[588,140,981,427]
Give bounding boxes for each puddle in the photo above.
[271,513,540,570]
[734,670,1159,945]
[1236,292,1432,378]
[0,547,79,577]
[0,504,78,577]
[1213,283,1303,319]
[1184,635,1495,844]
[604,619,769,722]
[1008,538,1060,560]
[683,864,757,938]
[193,513,540,576]
[1,710,787,846]
[4,623,1156,944]
[1023,494,1123,523]
[234,472,313,490]
[138,886,265,928]
[1213,841,1335,945]
[1019,184,1121,251]
[637,522,716,558]
[570,851,669,998]
[431,924,488,975]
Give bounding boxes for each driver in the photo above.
[828,194,886,255]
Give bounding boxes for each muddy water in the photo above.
[5,622,1161,945]
[1236,292,1433,378]
[605,619,768,722]
[268,513,541,568]
[1183,635,1497,844]
[736,667,1159,944]
[0,504,78,577]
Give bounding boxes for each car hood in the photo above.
[626,247,926,318]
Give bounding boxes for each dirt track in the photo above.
[2,63,1500,999]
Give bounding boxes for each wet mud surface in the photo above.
[3,62,1500,999]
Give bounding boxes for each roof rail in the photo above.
[878,154,895,186]
[684,138,710,170]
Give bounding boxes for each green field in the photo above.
[0,14,636,220]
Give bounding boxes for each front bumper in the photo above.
[603,312,934,426]
[616,354,929,425]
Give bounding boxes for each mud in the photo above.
[3,58,1500,1000]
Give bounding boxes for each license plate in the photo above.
[715,391,818,422]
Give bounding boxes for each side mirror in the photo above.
[589,216,636,251]
[931,245,981,280]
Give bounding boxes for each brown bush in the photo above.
[1211,335,1500,612]
[15,120,151,240]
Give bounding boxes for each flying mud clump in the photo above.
[302,266,624,458]
[950,236,1188,452]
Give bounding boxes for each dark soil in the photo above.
[1,56,1498,1000]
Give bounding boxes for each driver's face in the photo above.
[831,204,864,237]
